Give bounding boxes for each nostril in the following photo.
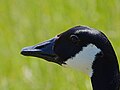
[34,43,49,49]
[34,45,45,49]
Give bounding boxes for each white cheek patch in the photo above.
[62,44,101,77]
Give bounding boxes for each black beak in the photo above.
[21,37,58,63]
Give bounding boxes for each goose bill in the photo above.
[21,37,58,63]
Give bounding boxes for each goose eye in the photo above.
[70,35,79,43]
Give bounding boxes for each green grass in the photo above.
[0,0,120,90]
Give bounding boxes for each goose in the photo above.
[21,26,120,90]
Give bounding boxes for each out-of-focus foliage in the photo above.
[0,0,120,90]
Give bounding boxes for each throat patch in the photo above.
[62,44,101,77]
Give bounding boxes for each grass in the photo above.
[0,0,120,90]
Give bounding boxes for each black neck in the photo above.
[91,51,120,90]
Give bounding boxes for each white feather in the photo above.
[62,44,101,77]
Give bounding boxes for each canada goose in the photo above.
[21,26,120,90]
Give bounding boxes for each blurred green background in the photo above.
[0,0,120,90]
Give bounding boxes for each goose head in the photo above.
[21,26,120,90]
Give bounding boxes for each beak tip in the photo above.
[20,49,26,56]
[20,47,29,56]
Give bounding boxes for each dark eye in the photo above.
[70,35,79,43]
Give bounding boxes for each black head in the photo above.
[21,26,108,65]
